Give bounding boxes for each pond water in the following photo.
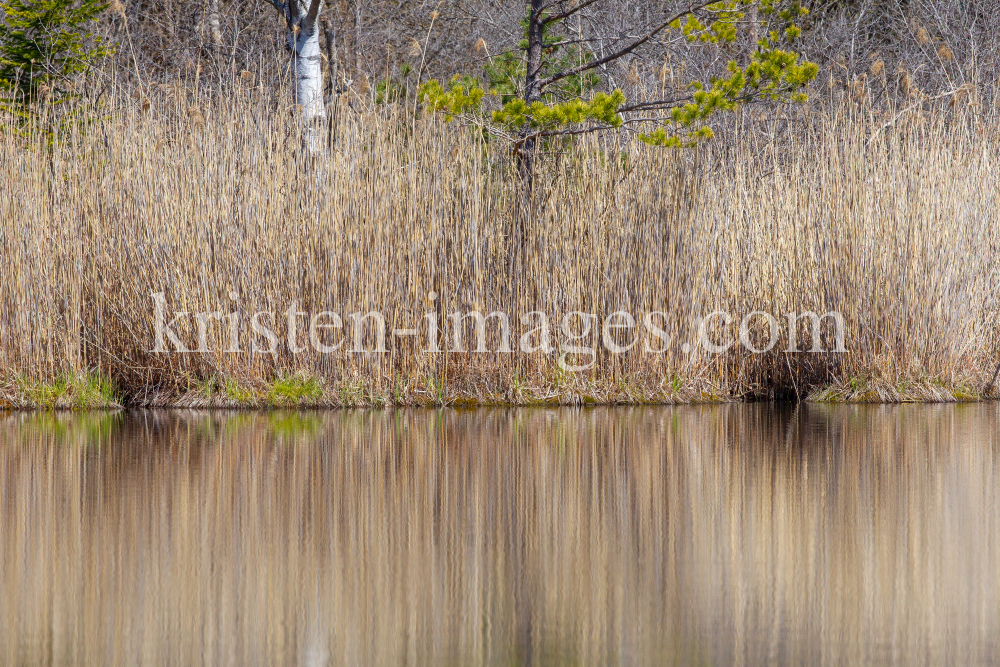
[1,404,998,666]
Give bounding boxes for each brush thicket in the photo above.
[1,82,998,406]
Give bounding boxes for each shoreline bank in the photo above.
[2,373,996,410]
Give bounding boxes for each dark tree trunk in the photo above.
[510,0,546,285]
[519,0,545,197]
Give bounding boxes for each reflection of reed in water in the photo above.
[1,405,998,666]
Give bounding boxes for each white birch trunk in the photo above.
[208,0,222,51]
[280,0,326,153]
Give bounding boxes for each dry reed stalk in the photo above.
[0,86,998,406]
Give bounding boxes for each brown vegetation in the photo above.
[1,82,998,406]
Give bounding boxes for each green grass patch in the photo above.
[223,378,257,404]
[266,373,324,407]
[19,371,121,410]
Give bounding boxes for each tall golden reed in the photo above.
[0,84,998,406]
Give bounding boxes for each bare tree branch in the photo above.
[617,96,692,113]
[538,1,718,90]
[511,123,618,150]
[539,0,605,26]
[541,36,620,49]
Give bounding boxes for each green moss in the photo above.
[810,377,988,404]
[952,382,980,401]
[448,396,481,408]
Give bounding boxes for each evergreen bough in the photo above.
[418,1,819,149]
[0,0,111,118]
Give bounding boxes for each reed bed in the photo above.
[0,84,998,407]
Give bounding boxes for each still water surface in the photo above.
[1,404,999,666]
